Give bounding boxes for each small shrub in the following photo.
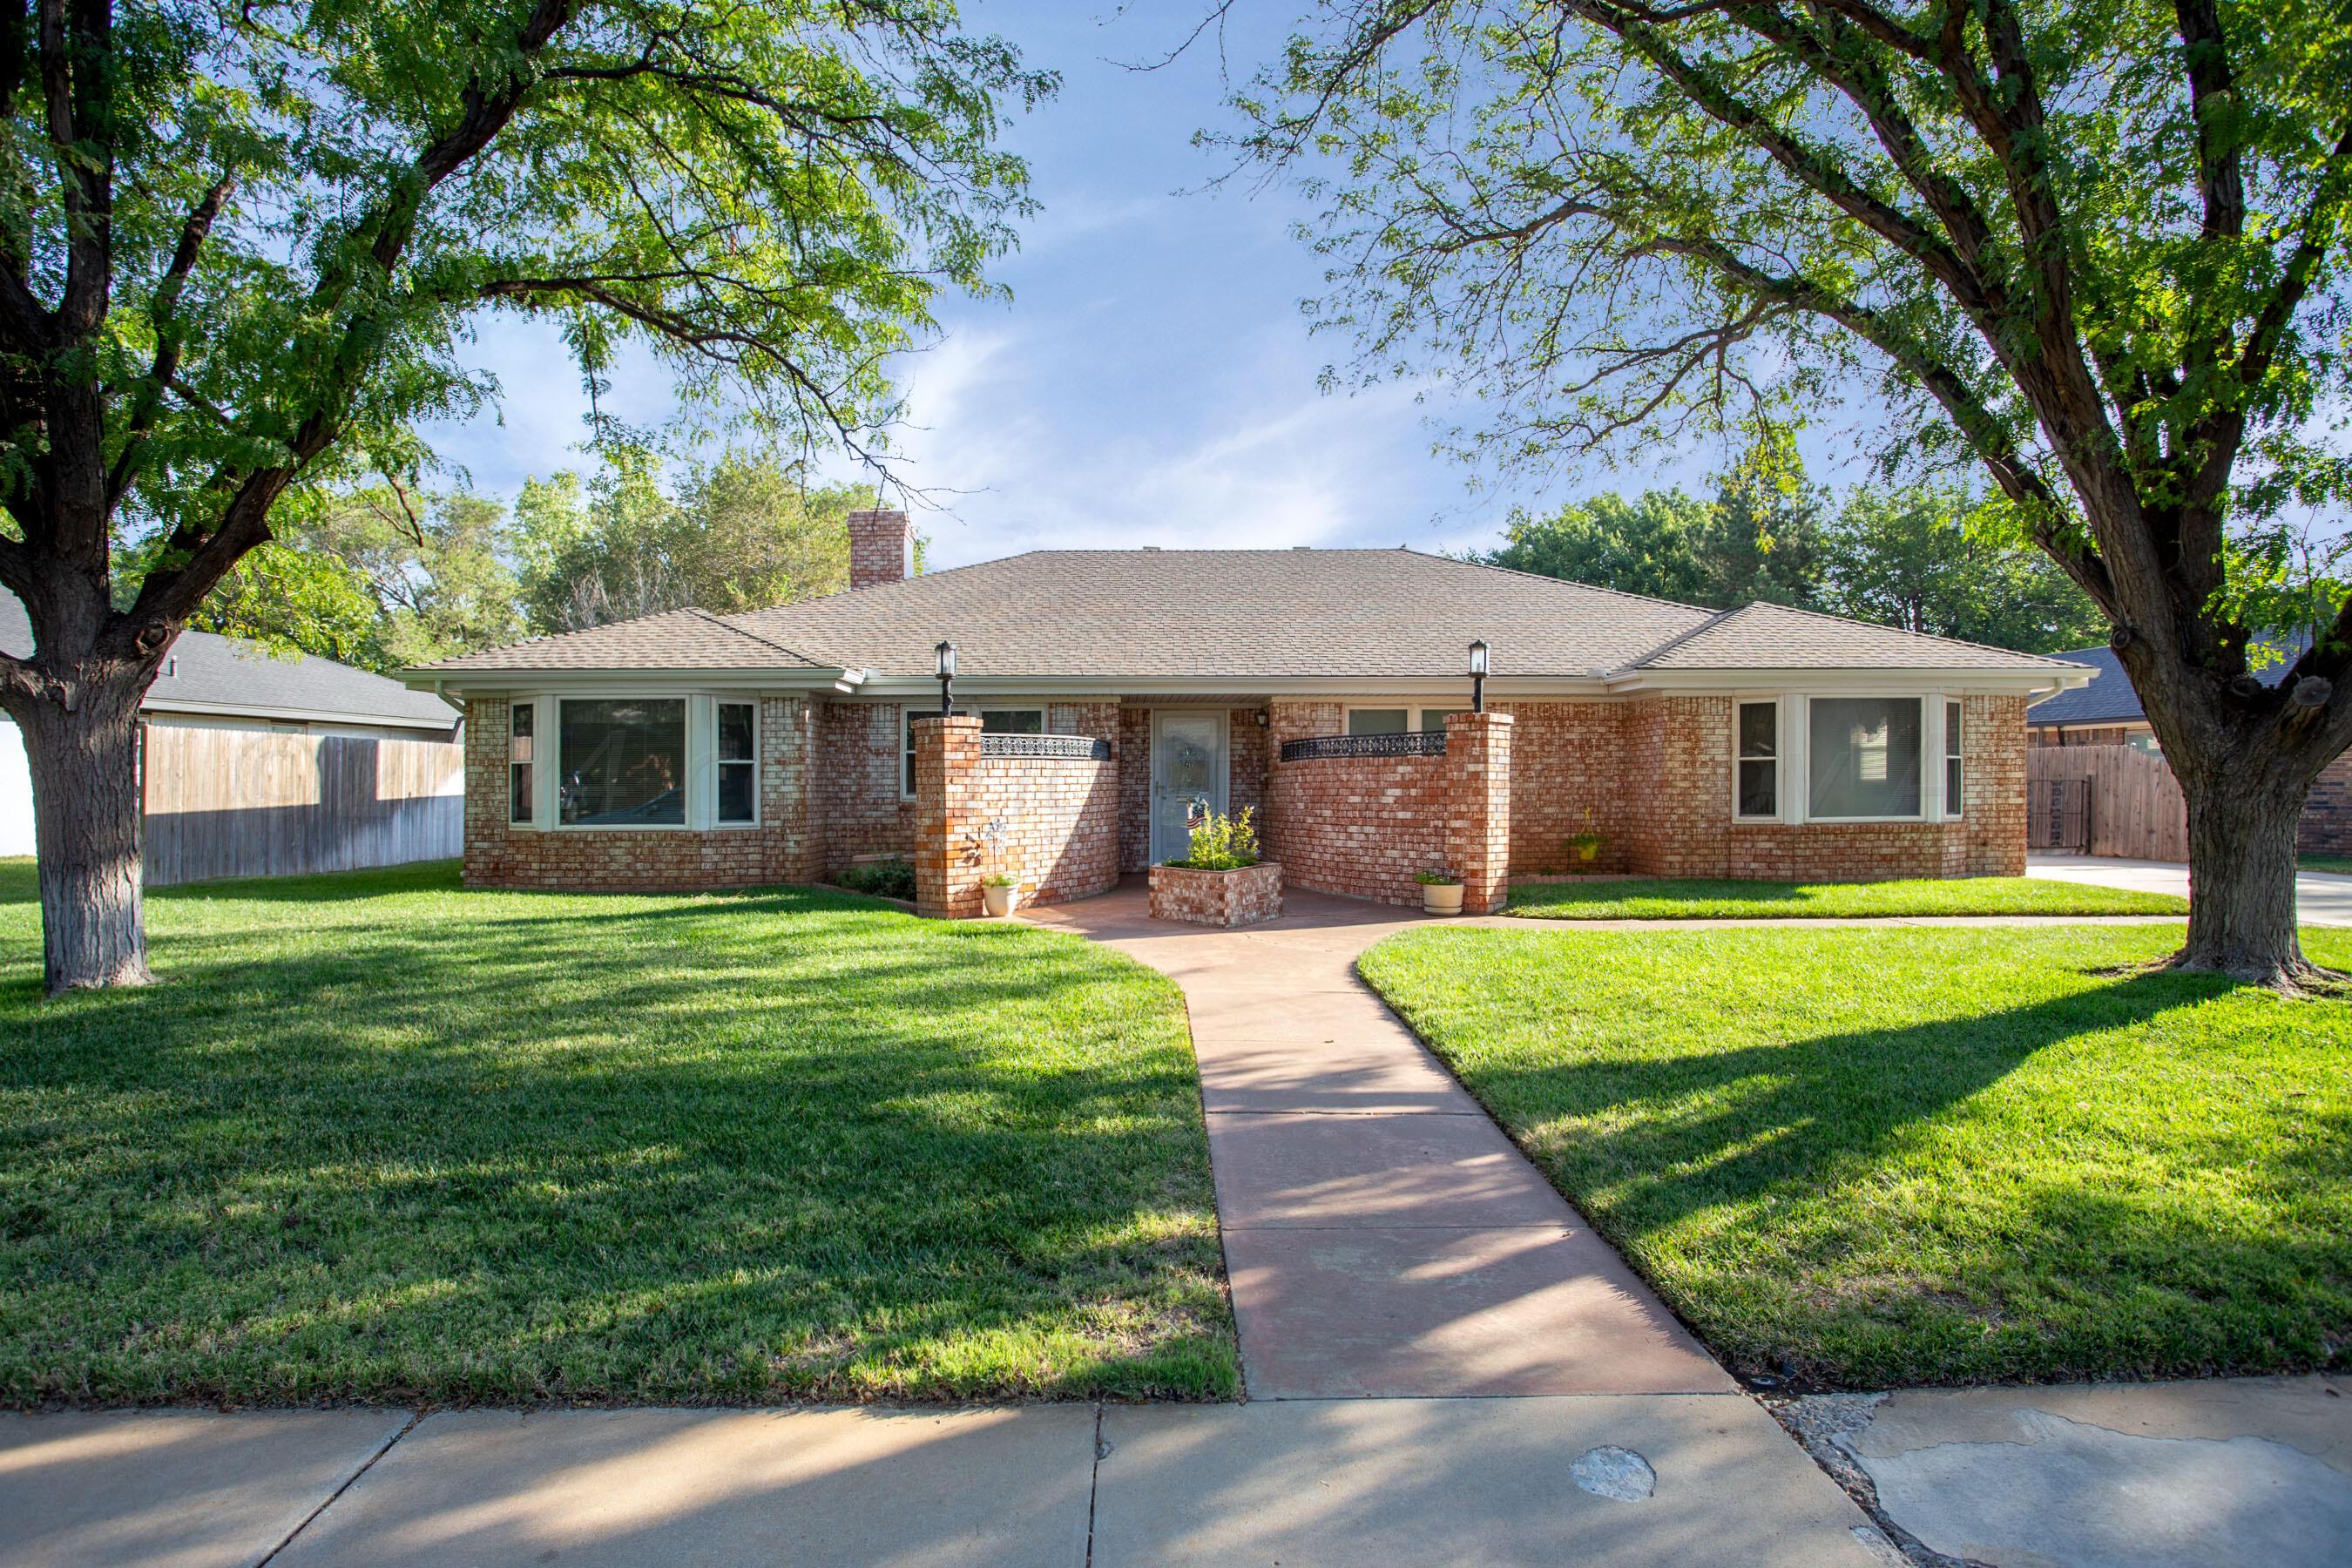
[1166,807,1260,871]
[981,872,1018,889]
[837,858,916,900]
[1416,869,1461,886]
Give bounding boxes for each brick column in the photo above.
[1446,711,1514,914]
[913,713,983,918]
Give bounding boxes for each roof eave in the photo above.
[1604,664,2095,695]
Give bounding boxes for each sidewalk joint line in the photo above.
[1082,1400,1105,1568]
[256,1409,419,1566]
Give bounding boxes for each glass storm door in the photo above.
[1151,711,1227,863]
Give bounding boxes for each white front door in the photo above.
[1150,710,1228,863]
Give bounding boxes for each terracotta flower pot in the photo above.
[982,884,1017,917]
[1422,882,1464,916]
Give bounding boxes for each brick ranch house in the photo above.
[406,510,2092,916]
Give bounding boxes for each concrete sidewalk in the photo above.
[2029,850,2352,925]
[0,1399,1891,1567]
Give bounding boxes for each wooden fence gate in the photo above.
[2024,744,2187,861]
[2027,777,2090,853]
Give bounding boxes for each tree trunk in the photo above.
[2175,768,2322,988]
[17,686,154,992]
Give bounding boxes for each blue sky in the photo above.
[421,3,1863,570]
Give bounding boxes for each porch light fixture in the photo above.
[936,640,957,716]
[1469,639,1490,713]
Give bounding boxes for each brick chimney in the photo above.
[848,509,914,590]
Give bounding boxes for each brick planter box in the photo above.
[1149,861,1283,927]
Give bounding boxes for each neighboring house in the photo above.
[2026,637,2352,855]
[2023,645,2163,751]
[2,592,463,879]
[406,510,2091,912]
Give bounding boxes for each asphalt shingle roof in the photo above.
[413,548,2082,681]
[2,591,459,728]
[417,606,826,672]
[2025,632,2308,727]
[1631,601,2088,671]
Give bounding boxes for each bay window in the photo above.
[560,700,687,825]
[1807,696,1923,820]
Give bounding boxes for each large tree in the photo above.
[0,1,1047,991]
[1486,441,1830,607]
[511,444,862,632]
[1238,0,2352,985]
[1823,483,2109,653]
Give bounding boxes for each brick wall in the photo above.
[2300,750,2352,855]
[1265,748,1451,905]
[1621,693,2026,881]
[463,694,816,890]
[1260,711,1513,908]
[814,700,914,875]
[1444,712,1514,913]
[1497,700,1630,873]
[911,714,1120,917]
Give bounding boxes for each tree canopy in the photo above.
[1239,0,2352,980]
[512,447,867,631]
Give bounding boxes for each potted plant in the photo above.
[981,871,1019,917]
[1416,868,1464,916]
[1567,808,1607,871]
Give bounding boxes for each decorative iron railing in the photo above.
[1279,731,1449,762]
[981,733,1112,761]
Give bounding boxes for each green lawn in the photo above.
[1359,923,2352,1387]
[0,858,1237,1406]
[1505,875,2187,920]
[2301,855,2352,877]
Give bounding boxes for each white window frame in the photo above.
[716,699,760,828]
[1796,692,1932,825]
[508,700,537,828]
[1942,699,1965,821]
[508,693,760,832]
[1733,698,1782,822]
[901,705,1048,801]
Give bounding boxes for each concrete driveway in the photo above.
[2027,853,2352,926]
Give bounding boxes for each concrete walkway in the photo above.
[2029,850,2352,925]
[1024,882,1734,1401]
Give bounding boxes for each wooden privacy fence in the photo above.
[2024,743,2187,862]
[142,724,463,886]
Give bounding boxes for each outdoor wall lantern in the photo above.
[1255,708,1270,728]
[1469,639,1490,713]
[936,640,957,716]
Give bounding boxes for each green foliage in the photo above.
[835,858,917,901]
[1240,1,2352,690]
[1488,445,2108,652]
[1,0,1051,634]
[1415,868,1459,886]
[1362,923,2352,1383]
[1821,485,2110,654]
[1167,807,1260,871]
[513,446,865,632]
[0,860,1237,1403]
[117,483,522,672]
